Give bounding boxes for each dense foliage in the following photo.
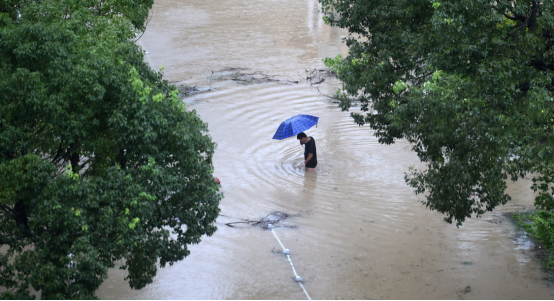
[0,0,221,299]
[321,0,554,225]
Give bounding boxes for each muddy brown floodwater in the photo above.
[97,0,554,299]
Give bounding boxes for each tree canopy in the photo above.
[0,0,221,299]
[320,0,554,225]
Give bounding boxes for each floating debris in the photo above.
[208,68,281,85]
[173,85,211,97]
[220,210,312,229]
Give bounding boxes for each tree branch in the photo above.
[513,82,531,101]
[0,204,13,215]
[34,124,48,136]
[502,13,520,22]
[413,71,434,80]
[134,10,153,42]
[51,141,65,164]
[52,143,80,166]
[530,59,549,71]
[70,148,80,173]
[509,45,527,55]
[525,1,540,30]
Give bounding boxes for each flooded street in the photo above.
[97,0,554,299]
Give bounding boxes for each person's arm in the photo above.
[304,139,314,165]
[304,153,313,165]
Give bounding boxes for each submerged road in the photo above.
[97,0,554,299]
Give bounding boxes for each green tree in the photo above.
[321,0,554,225]
[0,0,221,298]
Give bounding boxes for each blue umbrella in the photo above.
[272,114,319,140]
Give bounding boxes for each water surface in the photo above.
[97,0,554,299]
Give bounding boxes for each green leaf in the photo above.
[0,0,221,298]
[320,0,554,226]
[128,217,140,229]
[393,80,408,93]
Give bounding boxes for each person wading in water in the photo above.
[297,132,317,170]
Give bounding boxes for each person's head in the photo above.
[297,132,309,145]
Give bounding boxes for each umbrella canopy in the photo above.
[272,114,319,140]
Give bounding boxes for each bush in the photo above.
[512,211,554,272]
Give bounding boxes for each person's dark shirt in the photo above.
[304,137,317,165]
